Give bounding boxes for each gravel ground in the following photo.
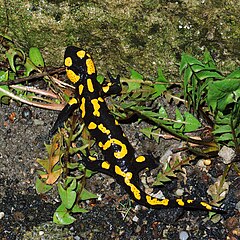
[0,101,239,240]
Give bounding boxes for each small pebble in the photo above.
[0,212,4,219]
[218,146,236,164]
[203,159,212,166]
[132,215,139,222]
[175,188,184,196]
[179,230,189,240]
[39,231,44,236]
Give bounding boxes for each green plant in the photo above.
[1,35,239,223]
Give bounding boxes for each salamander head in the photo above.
[64,46,96,84]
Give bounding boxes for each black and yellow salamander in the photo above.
[51,46,224,213]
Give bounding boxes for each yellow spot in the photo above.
[65,57,72,67]
[86,58,95,75]
[98,142,103,148]
[77,50,86,59]
[98,124,110,135]
[66,69,80,83]
[136,156,145,163]
[200,202,212,210]
[86,53,91,58]
[115,166,141,200]
[115,120,119,125]
[102,85,110,93]
[79,84,84,95]
[101,139,127,159]
[176,199,185,206]
[87,78,94,92]
[89,156,97,161]
[91,99,101,117]
[80,97,86,118]
[98,97,104,102]
[88,122,97,130]
[187,199,194,204]
[102,161,110,169]
[146,196,169,206]
[69,98,78,106]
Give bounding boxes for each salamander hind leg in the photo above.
[79,151,114,176]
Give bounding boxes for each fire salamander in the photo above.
[51,46,225,213]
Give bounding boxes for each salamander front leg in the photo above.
[133,153,159,173]
[50,98,78,136]
[101,72,121,96]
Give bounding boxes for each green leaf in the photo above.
[153,84,167,97]
[79,187,98,201]
[173,108,183,129]
[97,74,104,84]
[216,133,233,141]
[158,106,168,118]
[180,54,203,74]
[196,70,223,80]
[24,58,39,76]
[153,173,172,186]
[213,125,232,134]
[68,178,77,191]
[71,204,88,213]
[0,85,10,100]
[53,204,76,225]
[225,68,240,79]
[29,47,44,67]
[0,71,8,82]
[207,78,240,112]
[6,48,25,72]
[184,112,201,132]
[156,67,168,83]
[58,183,77,209]
[35,178,52,194]
[183,66,192,98]
[128,69,142,92]
[203,50,216,68]
[140,127,154,139]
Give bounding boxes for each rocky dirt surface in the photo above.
[0,99,239,240]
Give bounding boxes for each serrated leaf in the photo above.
[153,173,172,186]
[29,47,44,67]
[140,127,154,139]
[35,178,52,194]
[53,204,76,225]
